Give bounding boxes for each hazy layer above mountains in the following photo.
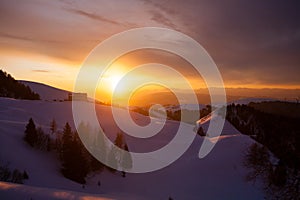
[19,80,300,106]
[128,87,300,106]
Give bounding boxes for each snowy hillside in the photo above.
[19,80,69,101]
[0,96,265,199]
[0,181,114,200]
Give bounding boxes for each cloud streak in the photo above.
[65,8,120,25]
[32,69,50,73]
[150,11,178,30]
[0,32,67,44]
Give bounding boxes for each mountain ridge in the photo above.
[19,80,69,101]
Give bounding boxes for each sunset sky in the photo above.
[0,0,300,98]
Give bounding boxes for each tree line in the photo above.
[0,163,29,184]
[0,69,40,100]
[226,102,300,199]
[24,118,132,184]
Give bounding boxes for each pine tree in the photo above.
[90,129,106,171]
[121,143,133,172]
[23,170,29,179]
[61,123,75,180]
[46,136,51,151]
[107,146,118,172]
[271,160,287,187]
[11,169,23,184]
[24,118,37,147]
[50,119,57,135]
[114,132,124,148]
[72,131,89,183]
[36,126,46,150]
[62,123,72,149]
[197,126,206,136]
[0,163,11,181]
[114,132,124,163]
[61,123,88,184]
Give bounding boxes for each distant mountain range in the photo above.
[127,87,300,106]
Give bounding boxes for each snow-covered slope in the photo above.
[19,80,69,101]
[0,181,114,200]
[0,97,264,199]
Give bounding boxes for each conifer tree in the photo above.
[72,131,89,183]
[61,123,75,181]
[50,119,57,135]
[114,132,124,148]
[107,146,118,172]
[61,123,88,184]
[24,118,37,147]
[90,129,106,171]
[120,143,133,177]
